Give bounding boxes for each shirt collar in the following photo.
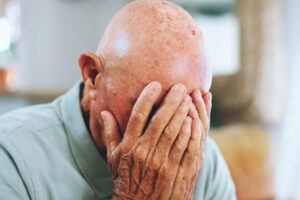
[58,81,113,198]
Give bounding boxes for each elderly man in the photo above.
[0,0,236,199]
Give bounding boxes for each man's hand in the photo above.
[101,82,211,200]
[169,90,212,199]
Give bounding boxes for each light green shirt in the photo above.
[0,82,236,200]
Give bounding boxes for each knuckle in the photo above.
[134,146,148,162]
[131,109,148,124]
[148,117,163,133]
[188,153,197,164]
[151,157,161,170]
[179,98,191,111]
[141,94,155,104]
[177,105,189,115]
[161,134,173,146]
[150,151,162,170]
[164,125,178,139]
[173,141,185,154]
[169,150,181,163]
[187,142,198,155]
[148,124,161,134]
[121,137,132,151]
[151,115,163,126]
[182,126,190,135]
[182,125,191,136]
[174,134,190,153]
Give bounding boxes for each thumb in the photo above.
[101,111,121,158]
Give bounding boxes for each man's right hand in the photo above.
[101,82,203,200]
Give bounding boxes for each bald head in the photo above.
[79,0,212,133]
[98,0,211,93]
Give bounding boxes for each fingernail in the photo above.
[172,84,186,94]
[149,82,160,91]
[101,112,107,124]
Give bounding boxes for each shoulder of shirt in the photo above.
[205,136,221,159]
[0,101,63,137]
[197,136,228,186]
[0,103,63,200]
[203,136,230,177]
[196,136,236,199]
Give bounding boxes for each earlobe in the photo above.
[78,52,104,86]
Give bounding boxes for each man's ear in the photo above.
[78,52,104,87]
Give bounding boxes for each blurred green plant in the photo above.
[171,0,234,16]
[0,48,13,68]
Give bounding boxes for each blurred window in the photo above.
[0,17,11,52]
[172,0,240,76]
[0,0,20,92]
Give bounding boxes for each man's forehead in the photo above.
[107,65,202,100]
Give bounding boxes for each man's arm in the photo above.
[0,143,31,200]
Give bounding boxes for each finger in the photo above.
[156,95,192,157]
[170,118,204,200]
[183,118,202,166]
[203,92,212,120]
[143,83,187,146]
[170,122,203,199]
[169,116,192,164]
[188,103,199,120]
[124,82,161,145]
[191,89,209,131]
[202,92,211,145]
[101,111,121,159]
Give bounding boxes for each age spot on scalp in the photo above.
[192,30,196,36]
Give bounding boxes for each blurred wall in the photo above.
[275,0,300,198]
[18,0,126,93]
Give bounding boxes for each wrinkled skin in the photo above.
[104,83,211,200]
[78,0,212,199]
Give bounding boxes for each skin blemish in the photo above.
[192,30,196,36]
[166,40,170,47]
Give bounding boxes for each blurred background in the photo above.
[0,0,299,199]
